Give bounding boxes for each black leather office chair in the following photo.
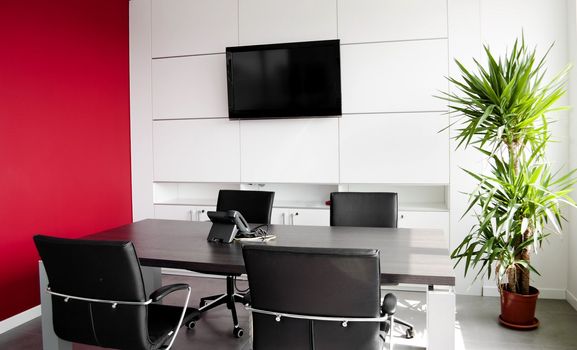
[197,189,275,338]
[330,192,397,227]
[34,235,200,350]
[216,190,275,224]
[243,245,397,350]
[330,192,415,339]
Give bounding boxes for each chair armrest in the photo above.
[381,292,397,316]
[150,283,190,302]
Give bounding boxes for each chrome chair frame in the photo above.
[245,306,395,349]
[45,286,192,350]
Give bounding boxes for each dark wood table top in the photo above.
[84,219,455,286]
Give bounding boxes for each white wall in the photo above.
[446,0,572,297]
[475,0,570,299]
[567,0,577,310]
[447,0,483,295]
[130,0,574,296]
[130,0,154,221]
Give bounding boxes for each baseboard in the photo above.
[567,290,577,311]
[0,305,41,335]
[482,285,566,299]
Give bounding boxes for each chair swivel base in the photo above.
[395,317,415,339]
[199,275,245,338]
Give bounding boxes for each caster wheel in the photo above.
[405,328,415,339]
[186,321,196,330]
[233,327,244,338]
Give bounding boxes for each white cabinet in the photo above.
[339,113,449,184]
[238,0,337,45]
[153,119,240,182]
[271,208,330,226]
[240,118,339,183]
[151,0,238,57]
[154,205,216,221]
[398,211,450,247]
[338,0,448,43]
[152,55,228,119]
[341,40,448,113]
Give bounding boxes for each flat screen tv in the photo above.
[226,40,341,119]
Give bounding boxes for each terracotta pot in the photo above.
[499,285,540,330]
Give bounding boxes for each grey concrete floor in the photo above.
[1,275,576,350]
[386,289,577,350]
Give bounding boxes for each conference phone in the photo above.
[206,210,250,243]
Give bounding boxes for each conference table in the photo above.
[39,219,456,350]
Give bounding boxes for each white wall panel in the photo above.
[340,114,449,184]
[338,0,447,43]
[240,118,339,183]
[152,55,228,119]
[153,119,240,182]
[151,0,238,57]
[238,0,337,45]
[341,40,448,113]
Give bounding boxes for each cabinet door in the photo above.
[271,208,290,225]
[339,113,449,184]
[240,118,339,183]
[188,206,215,222]
[154,205,195,221]
[153,119,241,182]
[398,211,450,247]
[289,209,330,226]
[154,205,216,221]
[271,208,330,226]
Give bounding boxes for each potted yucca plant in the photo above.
[442,37,576,329]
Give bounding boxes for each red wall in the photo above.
[0,0,132,321]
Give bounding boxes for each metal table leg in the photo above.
[426,285,456,350]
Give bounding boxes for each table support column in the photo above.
[426,285,455,350]
[39,261,72,350]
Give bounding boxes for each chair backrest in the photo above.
[243,245,382,350]
[216,189,275,224]
[330,192,398,228]
[34,235,154,349]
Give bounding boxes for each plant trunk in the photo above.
[507,261,530,295]
[517,249,531,295]
[507,267,518,294]
[505,143,532,296]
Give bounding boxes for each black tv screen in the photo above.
[226,40,342,119]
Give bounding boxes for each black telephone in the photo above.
[206,210,250,243]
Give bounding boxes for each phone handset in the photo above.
[228,210,250,233]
